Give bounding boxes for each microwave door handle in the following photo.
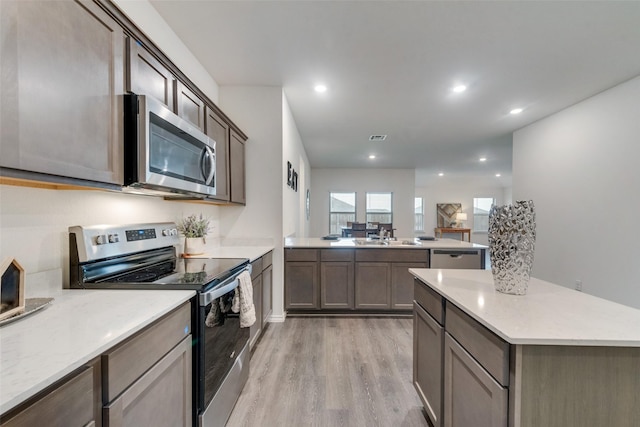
[200,145,216,185]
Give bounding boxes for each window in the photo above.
[414,197,424,232]
[366,192,392,224]
[473,197,495,232]
[329,192,356,234]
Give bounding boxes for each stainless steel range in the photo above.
[69,222,251,427]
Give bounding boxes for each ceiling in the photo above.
[149,0,640,187]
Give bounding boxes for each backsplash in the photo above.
[0,184,221,291]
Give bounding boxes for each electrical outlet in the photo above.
[575,280,583,292]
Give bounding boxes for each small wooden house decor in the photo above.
[0,257,25,321]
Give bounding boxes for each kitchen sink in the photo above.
[354,239,421,246]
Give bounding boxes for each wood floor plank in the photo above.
[226,317,429,427]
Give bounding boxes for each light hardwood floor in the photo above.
[226,317,430,427]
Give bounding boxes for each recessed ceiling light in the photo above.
[452,84,467,93]
[479,157,487,162]
[369,154,376,159]
[510,108,523,115]
[314,84,327,93]
[495,173,501,177]
[438,172,444,177]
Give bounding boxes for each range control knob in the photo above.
[171,228,178,236]
[108,234,119,243]
[95,235,108,245]
[162,229,170,236]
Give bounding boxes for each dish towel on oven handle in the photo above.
[232,270,255,328]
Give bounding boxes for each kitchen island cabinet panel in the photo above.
[443,333,508,427]
[413,302,443,427]
[0,0,124,185]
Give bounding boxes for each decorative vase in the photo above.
[184,237,206,256]
[488,200,536,295]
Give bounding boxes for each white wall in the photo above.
[282,93,311,239]
[310,169,415,238]
[513,75,640,309]
[219,86,311,321]
[415,181,511,246]
[112,0,219,102]
[0,185,220,292]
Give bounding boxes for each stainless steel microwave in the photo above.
[123,94,216,197]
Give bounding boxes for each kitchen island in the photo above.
[284,237,486,313]
[410,268,640,427]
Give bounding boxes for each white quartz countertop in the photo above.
[410,269,640,347]
[285,237,486,249]
[183,246,273,262]
[0,289,195,414]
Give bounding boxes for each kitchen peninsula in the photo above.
[284,237,486,313]
[411,269,640,427]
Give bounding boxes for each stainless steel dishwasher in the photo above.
[430,249,484,269]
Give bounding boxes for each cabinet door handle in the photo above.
[230,350,236,359]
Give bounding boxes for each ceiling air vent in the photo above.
[369,135,387,142]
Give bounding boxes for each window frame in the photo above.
[329,191,356,234]
[473,197,496,232]
[414,197,424,232]
[365,192,393,225]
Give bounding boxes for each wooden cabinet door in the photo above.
[205,107,230,201]
[229,130,246,204]
[443,333,507,427]
[126,38,175,109]
[285,261,319,309]
[391,262,427,310]
[355,262,391,309]
[103,336,192,427]
[0,360,100,427]
[175,81,205,131]
[262,264,273,323]
[414,302,444,427]
[249,273,263,349]
[0,0,124,185]
[320,261,354,309]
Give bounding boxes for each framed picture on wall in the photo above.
[436,203,461,228]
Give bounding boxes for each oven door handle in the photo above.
[199,265,252,306]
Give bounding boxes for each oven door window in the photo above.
[149,112,215,186]
[202,291,248,405]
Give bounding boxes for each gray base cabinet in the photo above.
[355,262,391,309]
[320,249,354,309]
[414,278,508,427]
[103,336,192,427]
[286,248,428,313]
[249,251,273,350]
[443,333,508,427]
[285,249,320,310]
[102,302,192,427]
[0,360,101,427]
[413,302,443,427]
